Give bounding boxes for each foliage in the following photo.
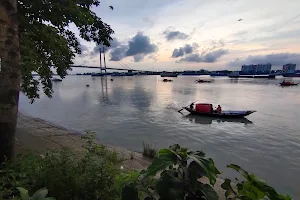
[17,187,55,200]
[115,144,221,200]
[221,164,292,200]
[142,142,157,159]
[17,0,114,102]
[0,131,120,200]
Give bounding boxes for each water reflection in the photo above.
[183,114,253,125]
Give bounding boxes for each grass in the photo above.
[142,142,157,159]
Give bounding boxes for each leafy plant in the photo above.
[0,131,120,200]
[142,142,157,159]
[17,187,55,200]
[116,144,221,200]
[221,164,292,200]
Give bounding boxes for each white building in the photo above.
[283,64,296,73]
[241,63,272,73]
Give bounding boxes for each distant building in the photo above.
[282,63,296,73]
[241,63,272,73]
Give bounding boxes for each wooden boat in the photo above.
[280,81,298,86]
[181,103,255,118]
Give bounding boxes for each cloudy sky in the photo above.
[72,0,300,72]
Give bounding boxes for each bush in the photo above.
[0,131,120,200]
[142,142,157,159]
[115,144,292,200]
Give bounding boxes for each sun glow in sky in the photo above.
[72,0,300,72]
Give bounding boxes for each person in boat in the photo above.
[190,103,195,110]
[216,105,222,113]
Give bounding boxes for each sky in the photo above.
[71,0,300,73]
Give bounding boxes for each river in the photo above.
[19,75,300,197]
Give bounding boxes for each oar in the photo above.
[178,101,198,113]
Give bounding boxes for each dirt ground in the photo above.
[16,113,227,199]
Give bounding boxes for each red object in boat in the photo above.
[195,104,212,113]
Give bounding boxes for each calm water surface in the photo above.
[19,76,300,197]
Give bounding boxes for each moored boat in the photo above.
[179,103,255,118]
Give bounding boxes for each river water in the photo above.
[19,75,300,197]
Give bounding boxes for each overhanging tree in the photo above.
[0,0,114,162]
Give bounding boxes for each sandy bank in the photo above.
[16,112,226,199]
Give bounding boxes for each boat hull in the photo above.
[184,107,255,118]
[229,75,276,79]
[282,73,300,77]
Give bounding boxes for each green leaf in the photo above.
[169,144,180,151]
[227,164,251,180]
[198,183,218,200]
[221,179,235,194]
[114,171,140,193]
[121,185,139,200]
[225,190,232,198]
[31,188,48,200]
[156,171,186,199]
[188,155,220,185]
[17,187,29,200]
[145,150,176,176]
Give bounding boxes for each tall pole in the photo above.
[99,47,102,73]
[103,47,107,73]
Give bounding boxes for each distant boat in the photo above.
[52,78,62,82]
[162,79,173,82]
[280,81,298,86]
[161,72,178,77]
[195,79,211,83]
[229,72,275,79]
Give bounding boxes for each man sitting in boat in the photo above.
[216,105,222,113]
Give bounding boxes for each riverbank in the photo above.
[16,112,227,199]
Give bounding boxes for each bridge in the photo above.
[72,48,160,73]
[71,65,154,72]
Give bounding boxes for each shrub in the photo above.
[115,144,292,200]
[142,142,157,159]
[0,131,120,200]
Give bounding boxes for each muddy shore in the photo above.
[16,112,226,199]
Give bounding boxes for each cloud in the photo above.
[125,32,158,57]
[133,54,144,62]
[163,28,189,41]
[172,44,197,58]
[110,45,128,61]
[177,49,228,63]
[80,44,89,53]
[228,53,300,67]
[92,38,122,55]
[94,32,158,62]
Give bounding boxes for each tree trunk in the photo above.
[0,0,20,163]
